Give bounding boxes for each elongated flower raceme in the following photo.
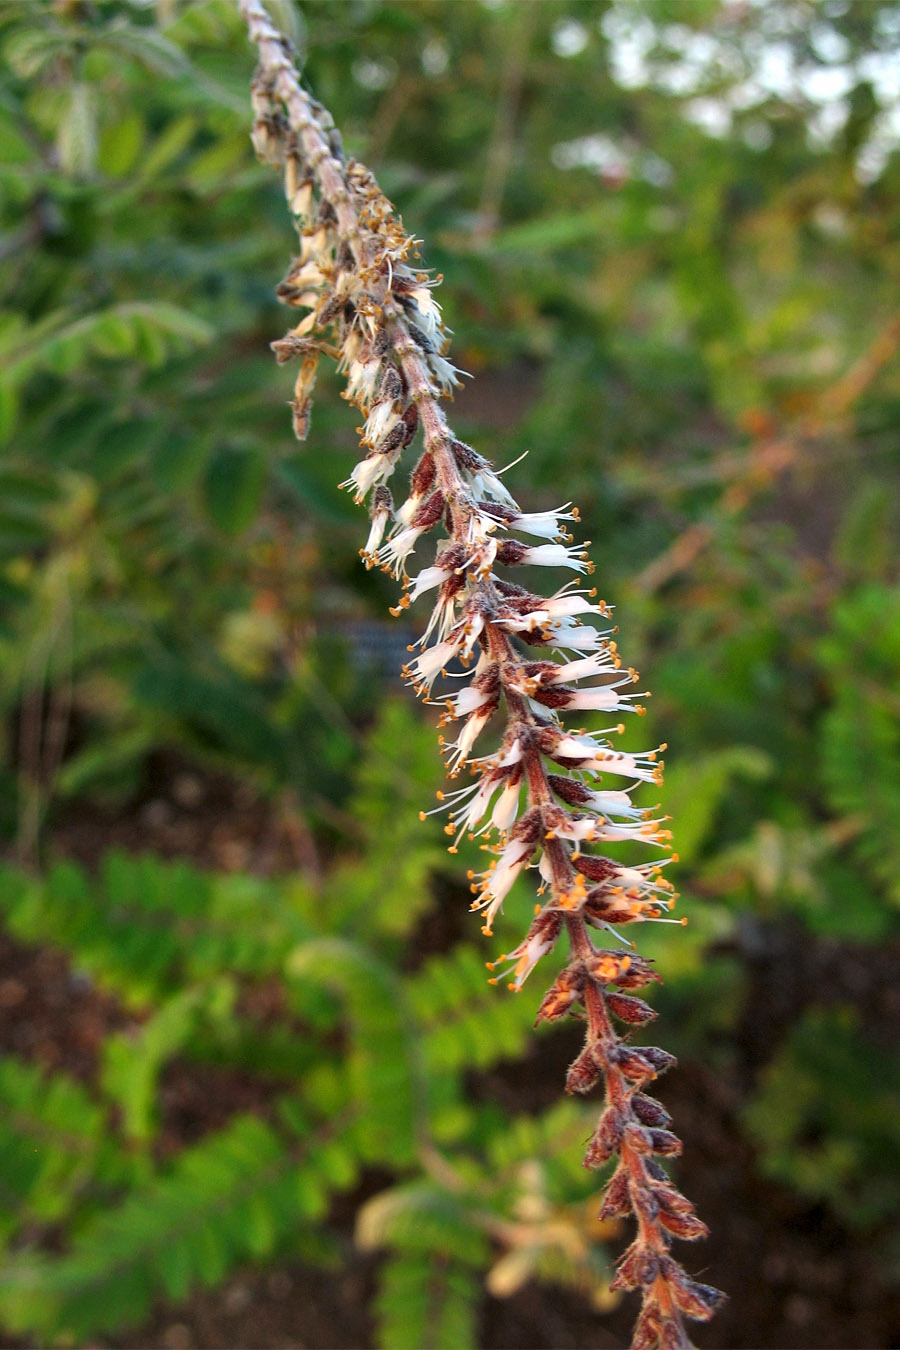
[240,4,725,1346]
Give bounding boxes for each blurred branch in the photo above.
[634,312,900,595]
[366,74,416,165]
[472,3,535,244]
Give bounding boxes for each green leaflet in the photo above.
[0,1109,358,1342]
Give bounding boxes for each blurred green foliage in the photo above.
[0,0,899,1343]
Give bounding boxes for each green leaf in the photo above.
[662,745,771,864]
[97,111,144,178]
[204,445,267,534]
[57,83,98,177]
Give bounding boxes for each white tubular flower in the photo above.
[361,488,392,564]
[446,775,505,841]
[555,686,637,713]
[590,819,673,847]
[509,504,580,540]
[581,789,645,820]
[456,607,486,660]
[468,833,535,935]
[468,466,517,507]
[345,356,381,404]
[500,594,608,637]
[490,775,522,833]
[404,636,462,693]
[548,623,614,653]
[542,729,665,784]
[487,910,563,991]
[588,746,666,783]
[428,353,463,393]
[441,681,492,721]
[543,653,622,684]
[506,542,593,573]
[550,815,601,843]
[340,451,397,502]
[418,587,460,647]
[549,814,672,848]
[444,707,495,775]
[407,286,444,345]
[394,495,424,528]
[364,401,401,447]
[543,591,603,620]
[378,524,424,577]
[613,859,677,894]
[460,537,498,579]
[541,676,643,714]
[468,736,523,776]
[408,563,451,603]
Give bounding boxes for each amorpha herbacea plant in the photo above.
[240,3,726,1345]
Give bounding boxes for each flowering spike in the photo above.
[240,5,723,1345]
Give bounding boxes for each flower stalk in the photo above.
[240,3,725,1344]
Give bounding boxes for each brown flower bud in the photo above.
[534,966,585,1025]
[658,1209,709,1242]
[610,1043,676,1083]
[377,364,404,403]
[410,489,445,531]
[449,438,480,472]
[606,992,658,1025]
[401,402,419,444]
[612,1239,660,1292]
[659,1318,691,1350]
[573,854,621,884]
[583,1104,625,1167]
[565,1043,603,1095]
[547,774,595,807]
[406,320,435,353]
[376,419,407,457]
[631,1093,672,1129]
[597,1165,631,1219]
[631,1306,667,1350]
[648,1128,682,1158]
[291,396,311,440]
[655,1186,696,1219]
[659,1260,727,1322]
[496,539,530,567]
[630,1182,660,1227]
[409,450,435,497]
